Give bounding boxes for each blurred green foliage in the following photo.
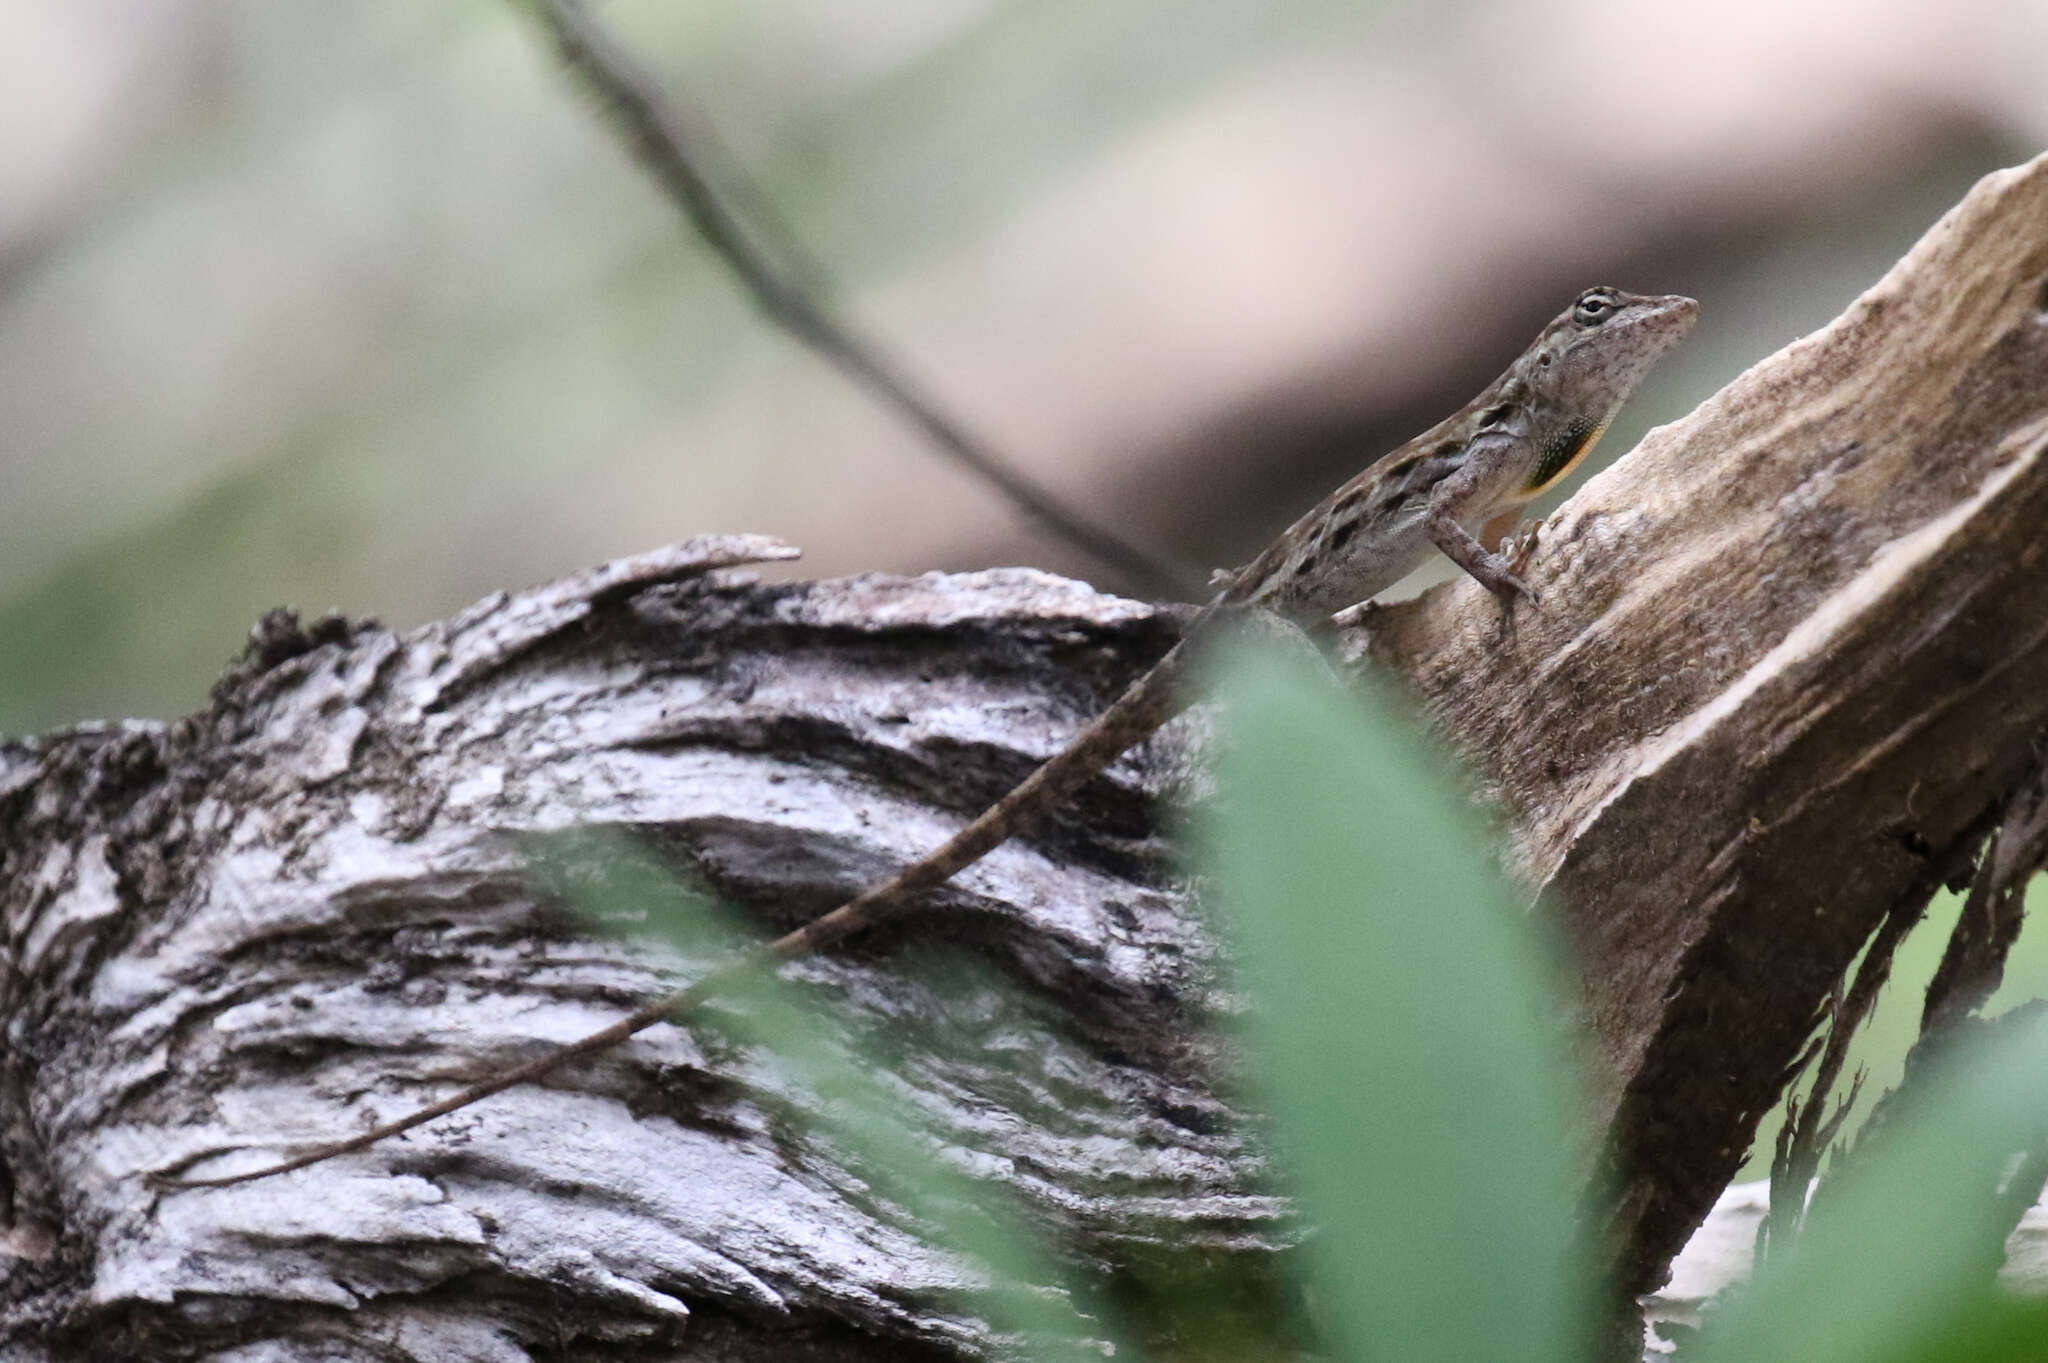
[1200,656,2048,1363]
[1207,655,2048,1363]
[1202,648,1590,1363]
[1884,1294,2048,1363]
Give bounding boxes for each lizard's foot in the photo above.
[1494,575,1537,629]
[1484,561,1540,609]
[1497,576,1539,608]
[1489,523,1542,638]
[1488,529,1540,641]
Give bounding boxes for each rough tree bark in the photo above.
[2,154,2045,1361]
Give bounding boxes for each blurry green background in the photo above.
[2,0,2044,1186]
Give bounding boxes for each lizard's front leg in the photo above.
[1422,452,1540,607]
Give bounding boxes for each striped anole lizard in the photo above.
[167,286,1696,1188]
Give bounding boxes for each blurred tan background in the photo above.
[6,0,2046,736]
[3,0,2045,1181]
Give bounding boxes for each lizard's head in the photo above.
[1528,287,1698,408]
[1498,287,1698,496]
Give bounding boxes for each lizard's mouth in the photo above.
[1647,294,1702,338]
[1664,294,1702,326]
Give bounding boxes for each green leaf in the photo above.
[1201,647,1588,1363]
[1699,1014,2048,1363]
[1886,1291,2048,1363]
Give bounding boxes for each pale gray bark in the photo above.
[0,541,1279,1362]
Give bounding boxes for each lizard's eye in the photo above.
[1574,293,1616,325]
[1538,351,1553,367]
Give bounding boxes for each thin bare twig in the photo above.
[524,0,1196,600]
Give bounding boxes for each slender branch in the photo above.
[523,0,1196,599]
